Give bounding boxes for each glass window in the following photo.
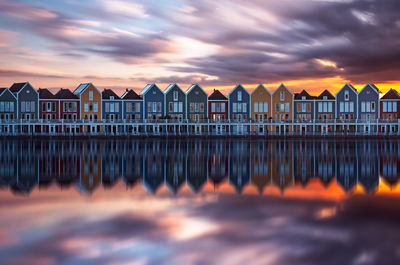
[393,102,397,112]
[344,91,349,101]
[264,103,268,113]
[254,102,258,113]
[110,103,115,112]
[211,103,215,112]
[280,91,284,101]
[388,102,392,112]
[200,103,204,112]
[190,103,194,112]
[115,103,119,112]
[285,103,289,112]
[179,102,183,112]
[340,102,344,112]
[243,103,247,113]
[126,102,131,112]
[148,102,152,112]
[89,91,93,101]
[238,91,242,101]
[153,102,157,112]
[366,102,370,112]
[84,103,88,112]
[174,102,178,112]
[361,102,365,112]
[105,103,110,112]
[383,102,387,112]
[328,102,332,112]
[318,102,322,112]
[157,102,161,112]
[221,103,225,112]
[344,102,349,112]
[94,102,98,112]
[173,91,178,101]
[233,103,237,113]
[169,102,173,112]
[349,102,354,112]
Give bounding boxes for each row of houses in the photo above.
[0,82,399,134]
[1,139,398,195]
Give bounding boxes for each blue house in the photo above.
[315,90,336,133]
[357,84,381,133]
[121,89,143,121]
[335,83,358,132]
[102,89,122,122]
[140,84,164,121]
[229,84,250,133]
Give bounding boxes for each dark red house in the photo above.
[208,89,229,133]
[55,88,80,133]
[380,88,400,133]
[38,88,59,133]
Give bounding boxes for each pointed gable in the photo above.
[38,88,55,99]
[229,84,249,97]
[381,88,400,100]
[186,84,207,96]
[361,83,381,95]
[294,90,314,100]
[140,83,161,95]
[273,84,293,96]
[55,88,79,99]
[317,90,335,100]
[102,89,120,99]
[336,83,357,96]
[208,89,227,100]
[121,89,141,100]
[165,83,184,94]
[9,82,28,93]
[251,84,270,96]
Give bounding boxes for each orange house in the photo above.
[250,84,272,133]
[73,83,102,133]
[271,84,294,133]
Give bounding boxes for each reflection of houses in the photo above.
[101,142,123,188]
[143,141,165,193]
[357,141,379,193]
[78,143,101,193]
[165,141,186,194]
[208,140,229,187]
[379,141,400,187]
[250,141,272,194]
[294,141,315,186]
[335,142,357,192]
[314,142,335,186]
[0,142,17,188]
[229,140,250,193]
[271,141,294,192]
[186,140,208,193]
[12,143,39,195]
[38,141,59,187]
[122,141,143,187]
[57,144,80,187]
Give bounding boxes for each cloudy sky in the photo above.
[0,0,399,95]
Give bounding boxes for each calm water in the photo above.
[0,138,400,265]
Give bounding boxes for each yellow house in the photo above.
[74,83,102,133]
[250,84,271,133]
[271,84,294,133]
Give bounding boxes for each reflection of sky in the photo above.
[0,185,400,265]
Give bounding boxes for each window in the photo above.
[10,102,14,112]
[349,102,354,112]
[195,103,199,112]
[264,102,268,113]
[105,103,110,112]
[259,102,263,112]
[157,102,161,112]
[388,102,392,112]
[361,102,365,112]
[328,102,332,112]
[344,102,349,112]
[254,102,258,112]
[238,91,242,101]
[221,103,225,112]
[323,102,327,112]
[323,96,327,100]
[301,103,306,112]
[371,102,375,112]
[173,91,178,101]
[366,102,370,112]
[318,102,322,112]
[152,102,157,112]
[135,102,140,112]
[211,103,215,112]
[89,91,93,101]
[126,102,131,112]
[25,102,30,113]
[307,103,311,112]
[84,103,88,112]
[169,102,173,112]
[178,102,183,112]
[233,103,237,113]
[297,103,301,112]
[148,102,152,112]
[393,102,397,112]
[243,103,247,112]
[216,103,221,112]
[344,91,349,101]
[115,103,119,112]
[200,103,204,112]
[174,102,178,112]
[190,103,194,112]
[238,103,242,113]
[110,103,115,112]
[340,102,344,112]
[280,91,285,101]
[285,103,289,112]
[94,103,98,112]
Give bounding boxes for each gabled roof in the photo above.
[9,82,28,93]
[73,83,90,94]
[229,84,250,97]
[186,84,207,96]
[360,83,381,95]
[55,88,79,99]
[102,89,120,99]
[140,83,161,95]
[317,89,335,100]
[272,84,294,96]
[208,89,227,100]
[381,88,400,100]
[121,89,142,100]
[250,84,271,96]
[164,83,183,94]
[294,90,314,100]
[38,88,55,99]
[336,83,357,96]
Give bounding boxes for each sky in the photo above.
[0,0,399,96]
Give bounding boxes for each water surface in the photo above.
[0,138,399,265]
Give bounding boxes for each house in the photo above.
[186,84,208,133]
[208,89,228,133]
[164,83,186,121]
[271,141,294,192]
[380,88,400,133]
[293,141,315,186]
[250,84,271,133]
[229,141,251,194]
[38,88,59,133]
[250,142,272,194]
[335,83,357,132]
[73,83,102,133]
[165,150,186,194]
[121,89,143,133]
[229,84,250,134]
[140,83,164,121]
[314,141,335,186]
[294,90,315,133]
[357,141,379,193]
[208,140,229,187]
[335,142,357,192]
[271,84,294,133]
[357,83,381,133]
[186,141,208,193]
[9,82,38,119]
[315,90,335,133]
[0,87,17,133]
[55,88,80,134]
[102,89,122,122]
